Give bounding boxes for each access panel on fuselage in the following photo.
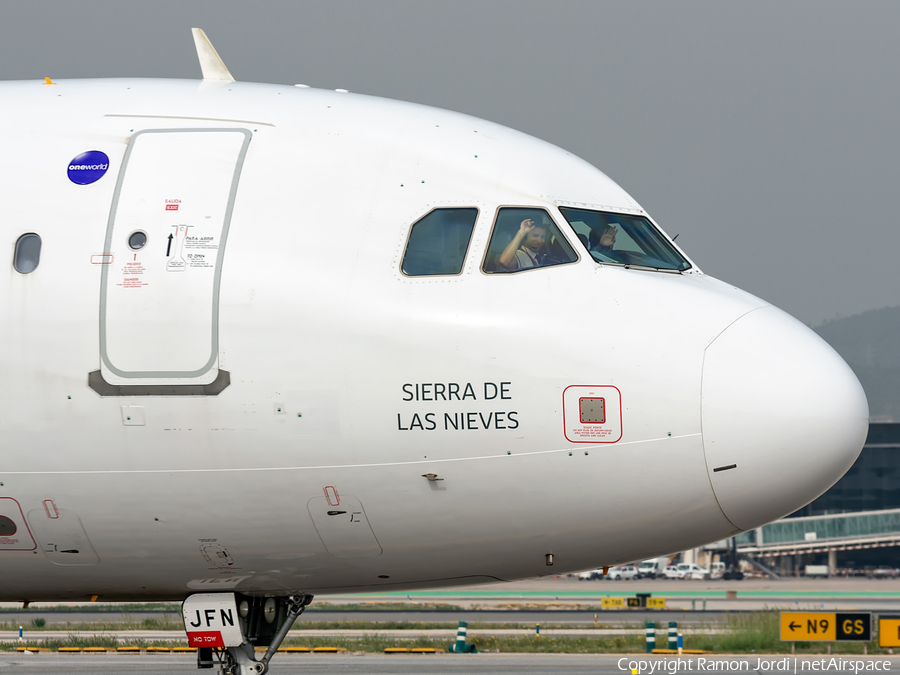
[99,128,250,386]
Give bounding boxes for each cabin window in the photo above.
[401,208,478,276]
[559,207,691,272]
[482,208,577,273]
[13,233,42,274]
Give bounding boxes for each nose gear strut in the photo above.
[185,593,314,675]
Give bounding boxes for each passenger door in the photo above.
[97,128,250,390]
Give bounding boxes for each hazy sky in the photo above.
[3,1,898,326]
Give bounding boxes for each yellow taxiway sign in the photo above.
[780,612,871,642]
[879,616,900,648]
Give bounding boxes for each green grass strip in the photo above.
[332,589,900,599]
[1,614,897,654]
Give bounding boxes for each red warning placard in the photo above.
[187,631,225,647]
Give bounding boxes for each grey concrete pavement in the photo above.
[2,654,900,675]
[0,626,725,642]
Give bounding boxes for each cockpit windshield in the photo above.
[559,207,691,272]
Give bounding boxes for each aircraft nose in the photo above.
[701,306,869,531]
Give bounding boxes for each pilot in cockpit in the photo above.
[497,218,548,271]
[589,224,627,264]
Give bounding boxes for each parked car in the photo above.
[637,558,668,579]
[664,565,682,579]
[866,566,898,578]
[675,563,710,580]
[607,564,638,581]
[578,569,605,580]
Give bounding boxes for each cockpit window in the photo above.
[482,208,577,274]
[559,207,690,272]
[401,208,478,276]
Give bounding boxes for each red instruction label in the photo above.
[187,631,224,647]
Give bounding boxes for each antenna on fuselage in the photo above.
[191,28,235,82]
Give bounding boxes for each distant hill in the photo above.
[814,306,900,421]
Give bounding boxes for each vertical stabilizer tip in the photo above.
[191,28,235,83]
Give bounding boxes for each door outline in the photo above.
[97,128,251,383]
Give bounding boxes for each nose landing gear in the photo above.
[183,592,313,675]
[223,594,313,675]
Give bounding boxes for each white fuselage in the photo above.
[0,79,867,601]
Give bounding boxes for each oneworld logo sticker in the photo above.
[67,150,110,185]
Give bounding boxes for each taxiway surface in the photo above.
[2,654,899,675]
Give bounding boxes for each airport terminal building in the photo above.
[732,422,900,574]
